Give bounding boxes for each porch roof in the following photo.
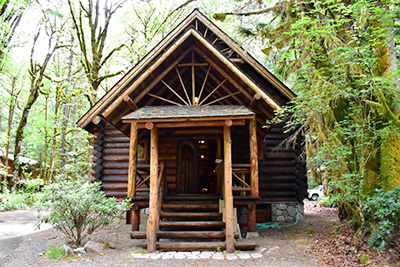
[121,105,254,121]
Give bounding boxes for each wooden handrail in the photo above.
[232,164,250,195]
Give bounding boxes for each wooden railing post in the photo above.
[147,126,158,252]
[224,124,235,253]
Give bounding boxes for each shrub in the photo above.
[18,178,45,193]
[37,180,131,247]
[363,187,400,252]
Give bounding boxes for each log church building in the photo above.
[77,9,307,252]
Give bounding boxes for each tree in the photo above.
[12,4,66,188]
[217,0,400,220]
[0,0,28,72]
[67,0,127,106]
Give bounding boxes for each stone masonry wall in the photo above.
[271,203,304,223]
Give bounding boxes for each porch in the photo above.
[122,105,260,252]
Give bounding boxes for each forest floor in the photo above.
[1,200,399,267]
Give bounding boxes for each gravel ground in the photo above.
[1,200,338,267]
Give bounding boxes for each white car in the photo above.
[307,185,324,201]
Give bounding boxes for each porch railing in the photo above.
[232,163,250,195]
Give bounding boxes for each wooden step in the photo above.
[142,241,226,251]
[161,203,219,211]
[159,221,225,229]
[158,230,225,239]
[160,211,222,219]
[141,240,256,251]
[131,231,238,240]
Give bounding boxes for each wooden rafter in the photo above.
[191,50,195,104]
[132,47,192,104]
[148,93,182,106]
[198,64,211,102]
[205,91,241,106]
[177,63,208,67]
[175,67,192,105]
[161,80,189,106]
[199,79,226,105]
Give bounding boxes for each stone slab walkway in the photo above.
[131,250,263,260]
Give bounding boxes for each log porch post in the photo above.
[248,117,259,232]
[127,122,138,228]
[147,126,159,252]
[224,124,235,253]
[127,122,138,198]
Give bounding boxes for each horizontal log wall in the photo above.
[259,124,307,203]
[91,122,151,199]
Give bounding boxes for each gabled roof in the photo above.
[77,9,295,134]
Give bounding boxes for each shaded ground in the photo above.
[0,201,399,266]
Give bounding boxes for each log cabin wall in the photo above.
[258,124,307,204]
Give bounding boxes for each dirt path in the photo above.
[1,200,346,267]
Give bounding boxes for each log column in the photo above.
[147,126,159,252]
[127,122,139,228]
[224,124,235,253]
[127,122,138,198]
[248,117,259,232]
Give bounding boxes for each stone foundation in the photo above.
[271,203,304,223]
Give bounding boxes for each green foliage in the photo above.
[0,180,43,211]
[363,187,400,252]
[37,180,131,247]
[45,245,73,260]
[17,178,45,193]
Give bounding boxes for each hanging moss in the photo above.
[380,132,400,191]
[212,13,226,22]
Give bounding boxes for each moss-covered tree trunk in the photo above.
[380,132,400,190]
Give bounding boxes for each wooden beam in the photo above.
[191,31,282,110]
[161,80,190,106]
[224,125,235,253]
[175,67,192,105]
[199,79,226,105]
[92,115,102,125]
[132,47,192,105]
[145,122,154,130]
[205,91,241,106]
[147,93,182,106]
[198,64,211,102]
[77,11,204,129]
[249,93,261,109]
[249,117,259,197]
[147,126,159,253]
[177,63,208,67]
[127,122,138,198]
[247,202,256,232]
[124,96,138,111]
[225,119,233,127]
[230,58,245,63]
[135,119,246,129]
[102,40,193,118]
[191,50,195,105]
[196,15,295,100]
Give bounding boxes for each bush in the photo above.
[37,180,131,247]
[0,181,38,211]
[18,178,45,193]
[363,187,400,252]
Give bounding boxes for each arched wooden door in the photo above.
[177,141,198,194]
